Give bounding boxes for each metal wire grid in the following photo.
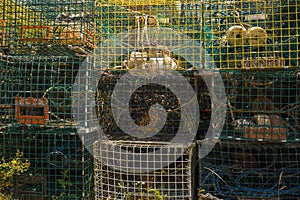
[0,0,96,57]
[98,71,180,141]
[220,69,300,142]
[95,70,211,142]
[0,0,299,199]
[0,56,80,126]
[0,125,94,199]
[1,0,300,69]
[94,140,196,200]
[203,0,300,69]
[0,56,94,198]
[198,140,300,199]
[94,8,203,73]
[96,1,202,42]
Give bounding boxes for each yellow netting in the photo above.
[0,0,43,46]
[105,0,179,6]
[203,0,299,70]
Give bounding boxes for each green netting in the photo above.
[0,56,79,124]
[0,126,94,199]
[0,55,94,198]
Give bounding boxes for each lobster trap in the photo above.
[95,0,202,47]
[0,0,96,57]
[93,140,197,200]
[0,56,80,125]
[198,140,300,199]
[220,69,300,142]
[0,125,95,199]
[203,0,300,69]
[96,70,209,141]
[0,54,95,198]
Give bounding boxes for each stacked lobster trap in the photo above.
[0,0,97,198]
[1,0,300,199]
[92,68,212,199]
[90,1,207,199]
[0,56,95,199]
[221,69,300,142]
[199,0,300,199]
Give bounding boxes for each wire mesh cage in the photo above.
[1,0,300,199]
[95,0,202,48]
[0,56,80,126]
[203,0,300,69]
[0,55,95,198]
[93,140,197,200]
[198,140,300,199]
[0,125,94,199]
[92,0,215,141]
[219,69,300,142]
[96,69,213,142]
[0,0,96,57]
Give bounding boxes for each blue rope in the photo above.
[202,164,300,198]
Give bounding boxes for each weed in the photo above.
[0,150,30,198]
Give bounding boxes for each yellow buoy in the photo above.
[226,25,247,46]
[246,26,268,46]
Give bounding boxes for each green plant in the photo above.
[0,149,30,198]
[119,182,170,200]
[52,170,77,200]
[198,188,221,200]
[0,193,12,200]
[147,188,169,200]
